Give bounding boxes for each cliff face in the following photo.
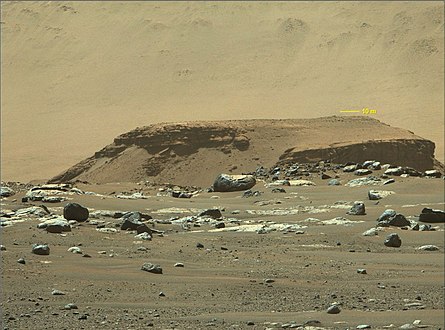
[49,116,440,187]
[278,139,436,171]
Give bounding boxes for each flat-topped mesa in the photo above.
[48,116,441,187]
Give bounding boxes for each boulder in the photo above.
[384,233,402,247]
[120,212,145,231]
[198,209,222,219]
[141,262,163,274]
[384,167,403,176]
[327,305,341,314]
[0,186,15,197]
[45,219,72,233]
[354,169,372,176]
[418,208,445,223]
[343,164,357,173]
[368,161,381,170]
[321,173,332,180]
[213,174,256,192]
[32,244,50,255]
[347,201,366,215]
[424,170,441,178]
[387,213,410,227]
[377,209,397,222]
[63,203,89,222]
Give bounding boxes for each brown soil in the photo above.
[1,169,444,329]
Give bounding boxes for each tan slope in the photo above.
[1,1,443,182]
[49,116,438,187]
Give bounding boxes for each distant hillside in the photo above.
[49,116,440,187]
[1,1,443,182]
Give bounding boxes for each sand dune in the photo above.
[1,1,444,182]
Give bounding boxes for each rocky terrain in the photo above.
[48,117,442,187]
[1,158,444,329]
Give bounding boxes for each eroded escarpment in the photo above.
[278,139,437,171]
[49,117,441,186]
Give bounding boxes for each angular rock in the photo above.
[343,164,357,172]
[377,209,397,222]
[418,208,445,223]
[171,191,192,198]
[198,208,222,219]
[368,190,394,200]
[347,201,366,215]
[32,244,50,255]
[0,186,15,197]
[63,203,89,222]
[45,219,72,233]
[120,212,143,230]
[321,173,332,180]
[387,213,410,227]
[354,169,372,176]
[271,187,286,193]
[424,169,441,178]
[141,262,163,274]
[384,167,403,176]
[42,196,65,203]
[213,174,256,192]
[368,161,381,170]
[384,233,402,247]
[345,176,381,187]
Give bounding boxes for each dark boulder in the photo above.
[121,212,145,231]
[32,244,50,255]
[198,209,222,219]
[63,203,89,222]
[384,233,402,247]
[418,208,445,223]
[387,213,410,227]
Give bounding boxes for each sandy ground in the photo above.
[1,168,444,329]
[1,1,444,182]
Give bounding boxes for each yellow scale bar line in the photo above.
[340,110,360,113]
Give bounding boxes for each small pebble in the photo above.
[17,258,26,264]
[174,262,184,267]
[51,289,65,296]
[357,268,367,274]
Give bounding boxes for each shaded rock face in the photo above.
[419,208,445,223]
[49,123,251,183]
[213,174,256,192]
[279,139,436,172]
[384,233,402,247]
[63,203,89,222]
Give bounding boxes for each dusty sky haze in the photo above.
[1,1,443,182]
